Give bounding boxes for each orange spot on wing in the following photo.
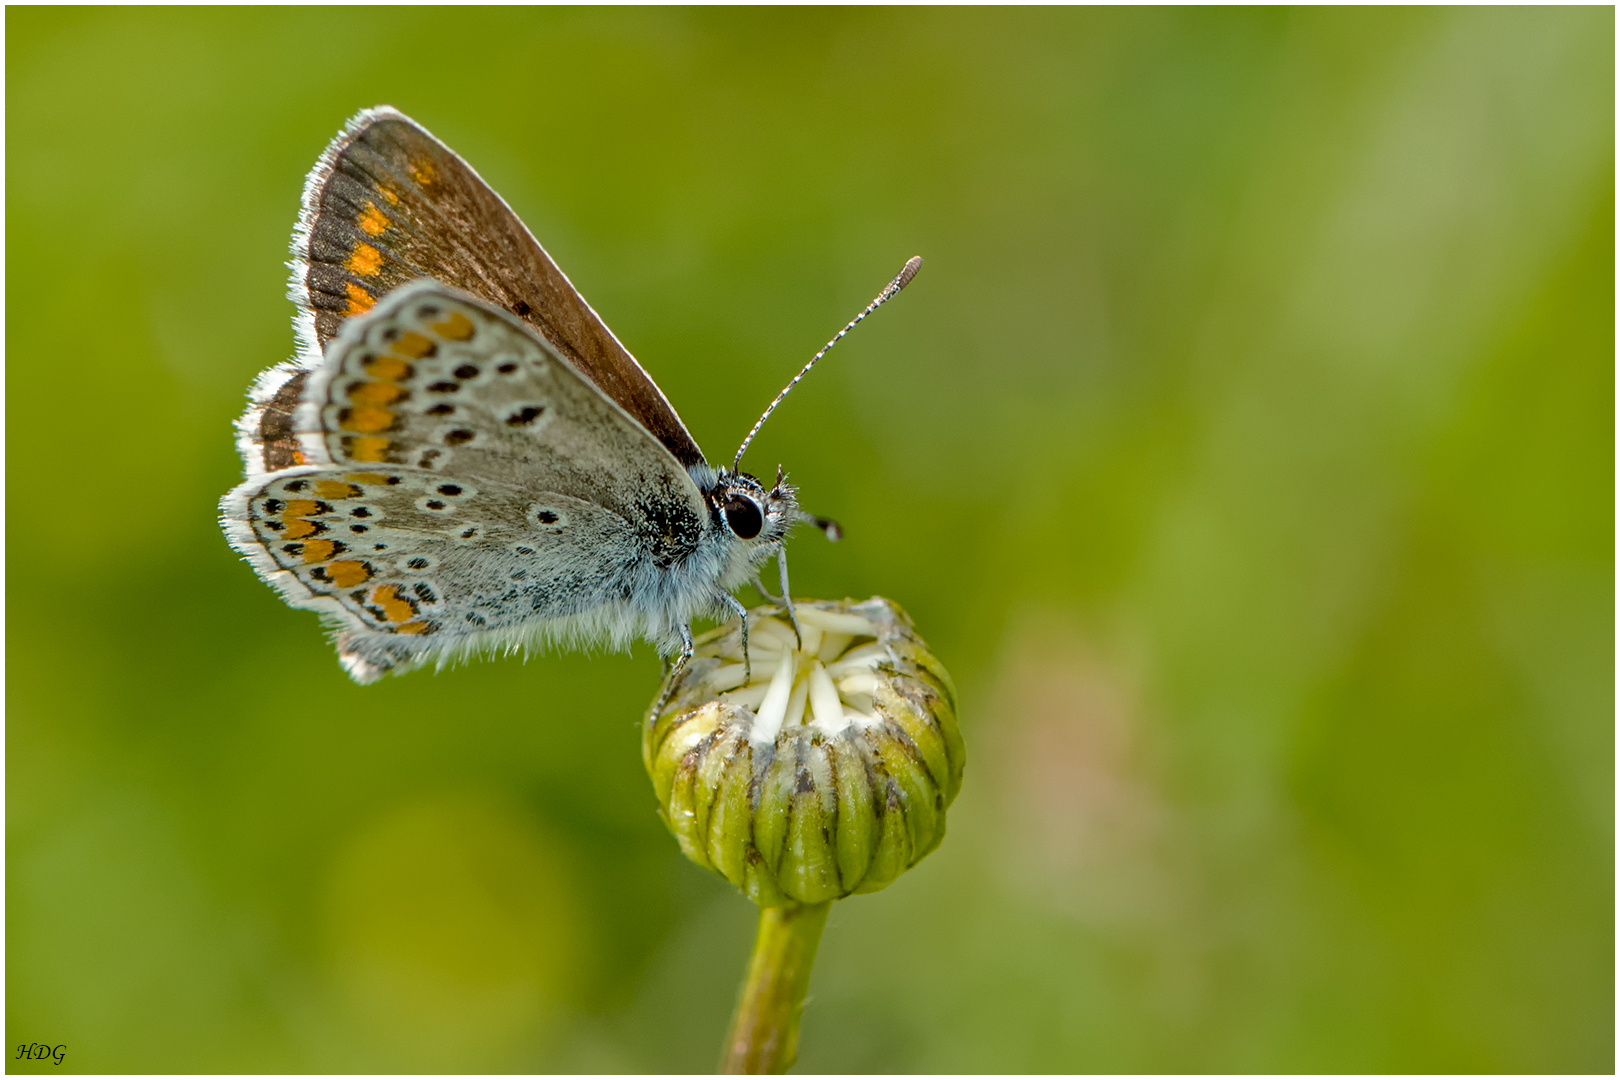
[326,561,371,588]
[365,355,412,381]
[348,381,404,406]
[345,282,375,315]
[345,243,383,276]
[378,186,400,206]
[314,480,362,499]
[342,405,395,434]
[279,499,327,541]
[372,584,417,623]
[396,621,433,635]
[301,539,338,563]
[409,158,437,186]
[345,472,390,485]
[357,201,389,237]
[349,436,390,462]
[391,332,437,359]
[432,312,475,341]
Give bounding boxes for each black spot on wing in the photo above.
[506,405,545,426]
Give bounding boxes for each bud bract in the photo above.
[644,597,964,907]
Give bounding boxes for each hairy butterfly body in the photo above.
[221,106,915,683]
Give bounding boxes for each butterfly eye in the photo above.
[724,495,764,540]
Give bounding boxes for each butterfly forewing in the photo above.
[287,106,704,470]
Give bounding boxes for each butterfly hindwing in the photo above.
[223,465,666,683]
[286,106,704,469]
[222,281,715,682]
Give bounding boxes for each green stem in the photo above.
[719,902,831,1074]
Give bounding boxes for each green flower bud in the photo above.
[644,597,965,907]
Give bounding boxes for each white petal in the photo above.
[837,671,879,696]
[817,631,853,662]
[827,642,889,677]
[751,617,799,651]
[749,650,797,746]
[808,661,848,735]
[722,682,771,710]
[784,673,810,731]
[706,663,750,693]
[797,607,877,637]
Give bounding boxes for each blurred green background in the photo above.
[7,7,1612,1073]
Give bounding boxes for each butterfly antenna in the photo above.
[734,256,923,472]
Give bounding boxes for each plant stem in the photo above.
[719,902,832,1074]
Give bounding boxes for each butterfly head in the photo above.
[708,465,798,551]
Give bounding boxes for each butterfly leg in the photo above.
[751,573,784,604]
[672,621,694,679]
[774,547,802,648]
[653,622,697,718]
[722,593,752,683]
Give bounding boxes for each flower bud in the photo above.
[644,597,964,907]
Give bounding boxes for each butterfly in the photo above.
[219,106,919,684]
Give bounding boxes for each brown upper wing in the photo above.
[285,105,705,470]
